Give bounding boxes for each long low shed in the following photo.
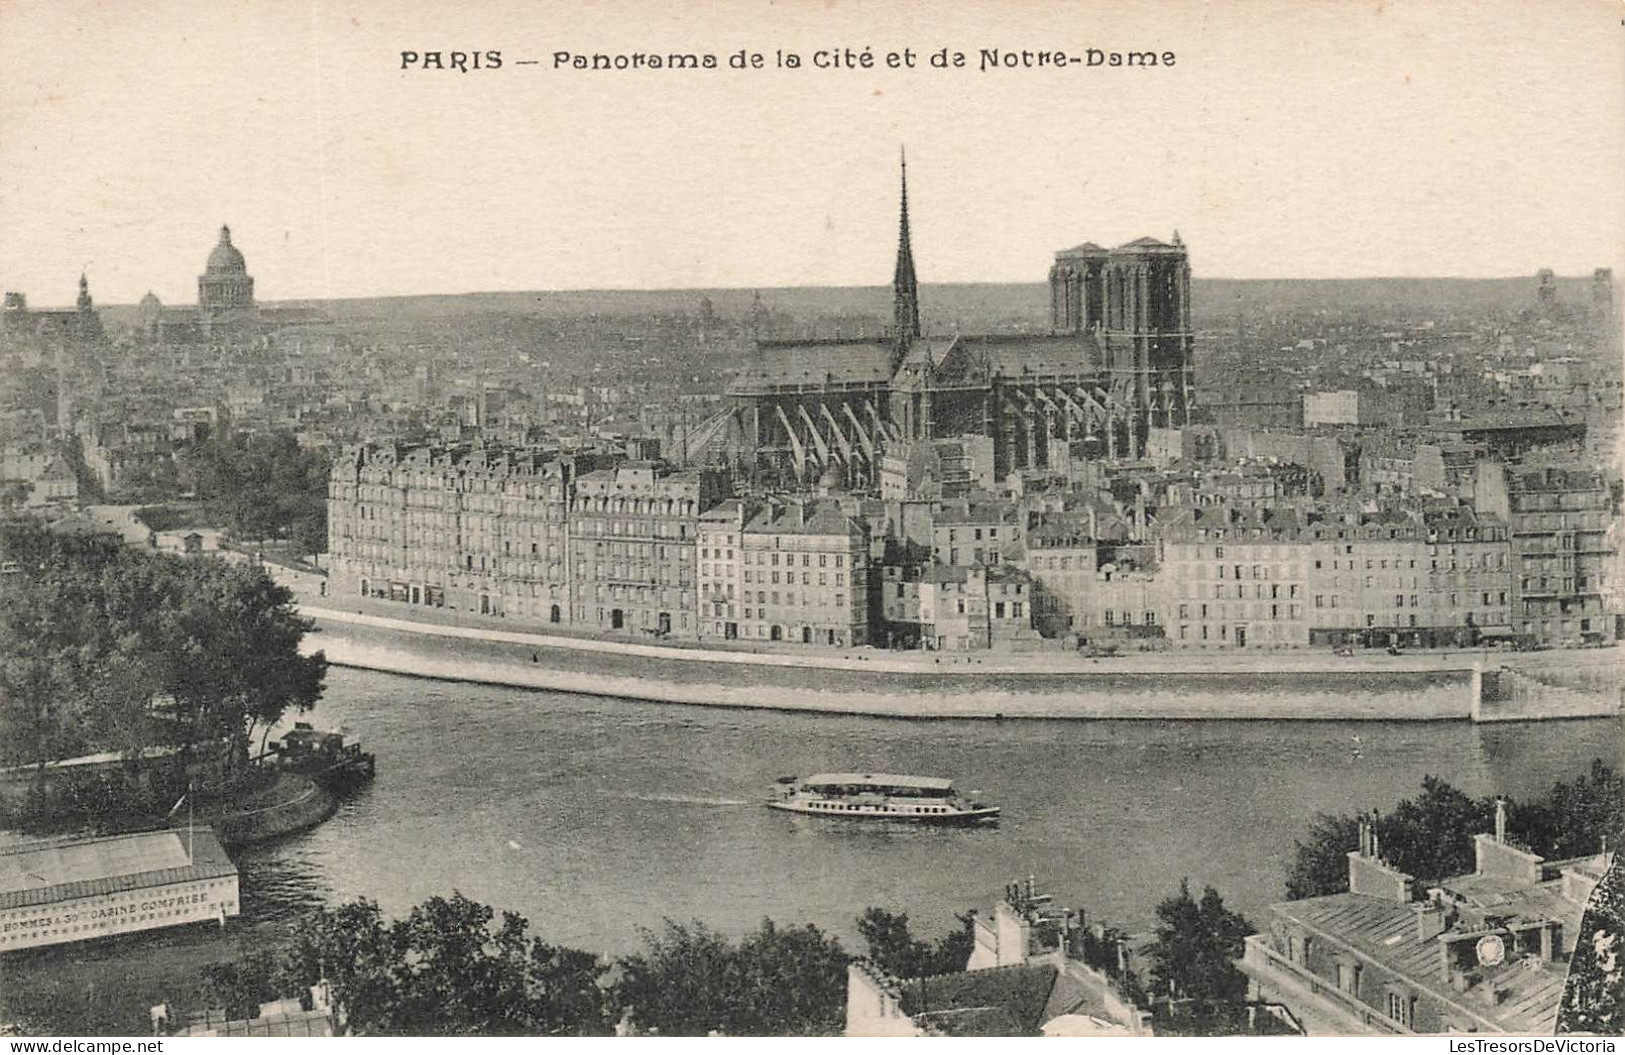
[0,827,239,952]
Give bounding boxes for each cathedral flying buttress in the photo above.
[704,158,1196,490]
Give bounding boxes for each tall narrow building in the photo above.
[892,150,921,346]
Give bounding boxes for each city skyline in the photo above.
[1,0,1622,302]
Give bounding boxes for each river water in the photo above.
[229,667,1621,956]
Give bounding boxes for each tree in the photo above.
[1285,813,1361,901]
[1285,767,1621,900]
[262,893,610,1036]
[855,906,973,979]
[1145,880,1254,1016]
[0,522,326,818]
[190,429,330,553]
[614,920,738,1035]
[615,917,849,1036]
[1511,759,1624,861]
[727,919,849,1036]
[1377,776,1495,883]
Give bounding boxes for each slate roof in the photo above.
[744,500,865,538]
[1272,891,1573,1034]
[901,964,1061,1036]
[731,339,894,389]
[958,335,1103,379]
[1113,236,1177,252]
[0,828,236,911]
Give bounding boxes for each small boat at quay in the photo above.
[767,773,999,824]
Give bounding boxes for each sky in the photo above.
[1,0,1622,304]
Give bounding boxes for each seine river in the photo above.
[237,667,1620,955]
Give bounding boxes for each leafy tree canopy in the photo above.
[0,522,326,779]
[615,917,849,1036]
[1145,879,1255,1017]
[855,906,974,980]
[189,430,330,555]
[1285,764,1623,900]
[241,893,611,1036]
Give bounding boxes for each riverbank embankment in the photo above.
[290,596,1620,722]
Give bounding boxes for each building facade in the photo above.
[327,442,590,621]
[1476,463,1616,645]
[567,463,729,638]
[738,500,869,646]
[697,498,749,640]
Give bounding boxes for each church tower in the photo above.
[76,273,93,313]
[892,149,921,346]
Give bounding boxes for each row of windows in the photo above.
[571,496,699,516]
[740,551,846,568]
[572,519,693,539]
[742,570,844,586]
[742,591,848,607]
[579,564,692,585]
[941,526,1006,542]
[589,541,689,560]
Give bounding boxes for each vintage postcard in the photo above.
[1,0,1621,1041]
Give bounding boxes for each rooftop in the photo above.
[0,828,236,911]
[1271,894,1568,1034]
[801,773,953,791]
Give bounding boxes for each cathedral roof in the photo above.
[730,339,894,391]
[960,334,1104,379]
[1112,236,1181,253]
[205,226,248,274]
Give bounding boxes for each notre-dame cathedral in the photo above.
[715,155,1196,488]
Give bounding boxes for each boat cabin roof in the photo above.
[802,773,954,792]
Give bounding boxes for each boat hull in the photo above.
[766,801,1000,825]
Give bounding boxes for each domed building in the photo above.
[197,225,255,314]
[129,224,331,346]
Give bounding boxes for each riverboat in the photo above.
[267,722,376,790]
[767,773,999,824]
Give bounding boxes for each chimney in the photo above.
[1349,813,1416,903]
[1413,897,1450,942]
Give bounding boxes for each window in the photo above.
[1386,993,1411,1027]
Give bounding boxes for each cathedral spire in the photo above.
[892,147,921,344]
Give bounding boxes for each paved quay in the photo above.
[297,605,1482,721]
[295,602,1496,677]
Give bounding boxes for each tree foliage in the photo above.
[1145,880,1254,1017]
[190,430,329,554]
[855,906,974,979]
[0,522,326,809]
[231,896,850,1037]
[615,917,849,1036]
[1285,766,1623,900]
[263,893,611,1036]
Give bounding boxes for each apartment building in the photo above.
[567,462,729,638]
